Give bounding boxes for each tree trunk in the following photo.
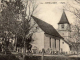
[23,37,26,60]
[14,35,17,51]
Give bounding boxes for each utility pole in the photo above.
[42,49,44,60]
[22,3,27,60]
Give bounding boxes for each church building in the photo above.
[30,15,63,54]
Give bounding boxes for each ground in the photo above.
[1,51,80,60]
[11,51,80,60]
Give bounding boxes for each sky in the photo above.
[33,0,78,29]
[0,0,78,29]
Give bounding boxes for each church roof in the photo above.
[58,11,70,24]
[31,15,63,39]
[63,39,72,46]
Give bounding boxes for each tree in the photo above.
[18,0,38,59]
[0,0,39,59]
[64,0,80,54]
[75,0,80,3]
[70,23,80,53]
[0,0,24,54]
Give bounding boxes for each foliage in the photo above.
[0,0,24,46]
[17,35,32,50]
[0,0,38,59]
[64,0,80,53]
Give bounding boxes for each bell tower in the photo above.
[58,10,71,40]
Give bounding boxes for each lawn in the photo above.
[0,54,80,60]
[0,54,19,60]
[24,56,80,60]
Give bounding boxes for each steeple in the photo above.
[58,10,71,42]
[58,10,70,24]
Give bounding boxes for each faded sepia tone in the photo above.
[0,0,80,60]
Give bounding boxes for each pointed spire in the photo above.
[58,10,70,24]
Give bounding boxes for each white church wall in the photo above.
[59,31,69,38]
[51,38,56,51]
[58,24,70,31]
[60,39,70,54]
[31,32,44,51]
[31,23,45,51]
[44,34,50,50]
[44,34,60,51]
[56,39,59,51]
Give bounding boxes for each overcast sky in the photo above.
[33,0,78,29]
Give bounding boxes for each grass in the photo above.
[0,54,19,60]
[24,56,80,60]
[0,53,80,60]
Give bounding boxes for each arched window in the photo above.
[50,38,51,48]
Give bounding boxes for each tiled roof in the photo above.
[31,15,63,39]
[58,11,70,24]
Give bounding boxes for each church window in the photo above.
[62,42,64,44]
[36,26,38,29]
[50,38,51,48]
[61,24,64,28]
[62,33,64,35]
[36,26,39,29]
[61,48,63,52]
[55,39,56,48]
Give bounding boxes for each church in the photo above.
[30,15,63,54]
[15,11,72,54]
[0,0,76,54]
[30,11,72,54]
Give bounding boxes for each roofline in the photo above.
[58,22,70,25]
[31,15,63,39]
[62,39,72,46]
[58,11,70,24]
[44,33,63,39]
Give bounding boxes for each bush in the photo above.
[0,54,19,60]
